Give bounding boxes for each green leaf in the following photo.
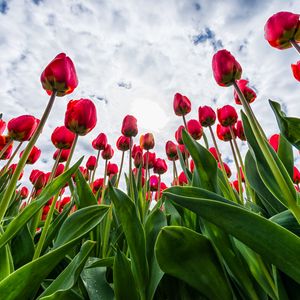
[0,158,83,249]
[277,134,294,179]
[155,226,232,300]
[270,210,300,237]
[269,99,300,150]
[0,226,13,281]
[38,241,94,300]
[163,189,300,284]
[86,257,114,269]
[113,249,139,300]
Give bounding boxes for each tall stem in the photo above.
[116,151,125,188]
[144,150,149,199]
[157,174,161,201]
[291,39,300,55]
[0,91,57,223]
[182,115,187,129]
[128,137,134,198]
[64,134,78,171]
[202,132,209,149]
[47,149,62,184]
[229,126,244,170]
[91,150,101,184]
[3,142,23,172]
[101,159,108,203]
[173,160,178,182]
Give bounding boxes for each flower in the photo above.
[79,166,89,181]
[149,175,159,191]
[165,141,178,161]
[178,171,188,185]
[0,119,6,135]
[217,105,238,127]
[7,115,39,142]
[232,180,243,193]
[234,79,256,104]
[140,133,155,150]
[58,196,71,212]
[86,155,97,171]
[20,146,41,164]
[121,115,138,137]
[293,166,300,184]
[134,151,143,168]
[209,147,219,161]
[107,162,118,176]
[101,144,114,160]
[175,125,185,145]
[55,163,65,177]
[177,144,190,160]
[143,151,156,168]
[53,149,70,162]
[212,49,242,87]
[187,119,203,140]
[218,162,231,178]
[8,164,24,180]
[291,61,300,82]
[92,133,107,150]
[132,144,143,158]
[236,120,246,141]
[65,99,97,136]
[40,53,78,96]
[116,135,130,151]
[217,124,234,141]
[198,106,216,127]
[30,170,47,189]
[0,135,13,160]
[264,11,300,50]
[173,93,191,116]
[269,134,280,152]
[19,186,29,199]
[153,158,168,175]
[93,178,104,193]
[51,125,75,149]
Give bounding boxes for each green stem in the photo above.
[202,131,209,149]
[64,134,78,171]
[143,150,149,200]
[128,137,134,199]
[116,151,125,188]
[157,175,161,201]
[291,39,300,55]
[3,142,23,172]
[173,160,178,182]
[182,115,187,129]
[91,150,101,184]
[101,159,108,203]
[0,91,57,223]
[47,149,62,184]
[101,205,112,257]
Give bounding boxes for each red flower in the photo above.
[232,180,243,193]
[140,133,155,150]
[198,106,216,127]
[55,163,65,177]
[153,158,168,175]
[42,205,50,220]
[269,134,280,152]
[93,178,104,193]
[291,61,300,82]
[79,166,89,181]
[149,175,159,191]
[190,159,195,173]
[154,182,167,201]
[212,49,242,87]
[8,163,24,180]
[264,12,300,50]
[236,120,246,141]
[175,125,184,145]
[173,93,191,116]
[187,119,203,140]
[58,196,71,212]
[86,155,97,171]
[234,79,256,104]
[217,124,234,141]
[293,166,300,184]
[134,151,143,168]
[178,171,188,186]
[116,135,130,151]
[165,141,178,161]
[237,167,245,182]
[143,151,156,168]
[0,119,6,135]
[0,136,13,160]
[101,144,114,160]
[121,115,138,137]
[30,170,47,189]
[218,162,231,178]
[53,149,70,162]
[217,105,238,127]
[51,125,75,149]
[41,53,78,96]
[19,186,29,199]
[65,99,97,136]
[107,162,118,176]
[8,115,39,142]
[20,146,41,164]
[132,144,143,158]
[177,144,190,160]
[209,147,219,161]
[92,133,107,150]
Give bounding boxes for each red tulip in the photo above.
[86,155,97,171]
[209,147,219,161]
[217,105,238,127]
[132,144,143,158]
[175,125,184,145]
[55,163,65,177]
[187,119,203,140]
[154,182,167,201]
[93,178,104,193]
[269,134,280,152]
[177,144,190,160]
[79,166,89,181]
[58,196,71,212]
[140,133,155,150]
[92,133,107,150]
[143,151,156,168]
[51,125,75,149]
[20,145,41,164]
[293,166,300,184]
[153,158,168,175]
[53,149,70,162]
[173,93,191,116]
[190,159,195,173]
[65,99,97,136]
[116,135,130,151]
[178,171,188,185]
[30,170,47,189]
[101,144,114,160]
[149,175,159,191]
[291,61,300,82]
[232,180,243,193]
[8,164,24,180]
[236,120,246,141]
[198,106,216,127]
[217,124,235,141]
[134,151,143,168]
[212,49,242,87]
[19,186,29,199]
[234,79,256,104]
[0,136,13,160]
[165,141,178,161]
[0,119,6,135]
[42,205,50,220]
[7,115,39,141]
[238,167,245,182]
[264,11,300,50]
[107,162,118,176]
[218,162,231,178]
[121,115,138,137]
[41,53,78,96]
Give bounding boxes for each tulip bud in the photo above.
[217,105,238,127]
[140,133,155,150]
[190,159,195,173]
[154,182,167,201]
[149,175,159,191]
[236,120,246,141]
[19,186,29,199]
[178,171,188,186]
[65,99,97,136]
[134,151,143,168]
[0,119,6,135]
[175,125,184,145]
[177,144,190,160]
[58,196,71,212]
[165,141,178,161]
[209,147,219,161]
[187,119,203,140]
[20,146,41,164]
[86,155,97,171]
[232,180,243,193]
[153,158,168,175]
[143,151,156,169]
[101,144,114,160]
[212,49,242,87]
[269,134,280,152]
[218,162,231,178]
[264,11,300,50]
[132,144,143,159]
[53,149,70,162]
[116,135,130,151]
[291,61,300,82]
[121,115,138,137]
[293,166,300,184]
[173,93,191,116]
[198,106,216,127]
[93,178,104,193]
[8,115,39,142]
[216,124,235,141]
[41,53,78,96]
[107,162,118,176]
[234,79,256,105]
[92,133,107,150]
[55,163,65,177]
[8,164,24,180]
[0,135,12,160]
[51,126,75,149]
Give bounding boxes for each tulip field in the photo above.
[1,10,300,300]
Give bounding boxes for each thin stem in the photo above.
[116,151,125,188]
[128,137,134,199]
[202,132,209,149]
[101,159,108,202]
[229,126,244,170]
[144,150,149,200]
[291,39,300,55]
[47,149,62,184]
[157,175,161,201]
[91,150,101,184]
[182,115,187,129]
[0,91,57,223]
[0,140,13,160]
[173,160,178,182]
[64,134,78,171]
[3,142,23,172]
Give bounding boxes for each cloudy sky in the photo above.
[0,0,299,189]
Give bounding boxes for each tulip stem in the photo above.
[116,151,125,188]
[144,150,149,200]
[101,159,108,203]
[0,91,57,223]
[91,150,101,184]
[3,142,23,172]
[182,115,188,129]
[0,139,13,160]
[202,132,209,149]
[64,134,78,171]
[157,175,161,201]
[291,39,300,55]
[128,137,134,199]
[47,149,62,184]
[173,160,178,182]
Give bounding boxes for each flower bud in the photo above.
[165,141,178,161]
[20,145,41,164]
[234,79,256,104]
[143,151,156,169]
[149,175,159,191]
[92,133,107,150]
[217,105,238,127]
[218,162,231,178]
[175,125,184,145]
[116,135,130,151]
[209,147,219,161]
[86,155,97,171]
[269,134,280,152]
[173,93,191,116]
[178,171,188,186]
[198,106,216,127]
[217,124,235,141]
[140,133,155,150]
[53,149,70,162]
[187,119,203,140]
[153,158,168,175]
[93,178,104,193]
[236,120,246,141]
[107,162,118,177]
[101,144,114,160]
[291,61,300,82]
[121,115,138,137]
[51,125,75,149]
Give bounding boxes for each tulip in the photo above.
[291,61,300,82]
[236,120,246,141]
[190,160,195,173]
[121,115,138,137]
[116,135,130,151]
[140,133,155,150]
[19,186,29,199]
[54,163,64,177]
[218,162,231,178]
[149,175,159,191]
[232,180,243,193]
[20,145,41,164]
[0,135,13,160]
[269,134,280,152]
[187,119,203,140]
[51,125,75,149]
[79,166,89,181]
[7,115,39,142]
[173,93,191,116]
[212,49,242,87]
[178,171,188,186]
[0,119,6,135]
[153,158,168,175]
[264,11,300,50]
[8,164,24,180]
[293,167,300,184]
[143,151,156,169]
[86,155,97,171]
[53,149,70,162]
[198,106,216,127]
[216,124,234,141]
[132,144,143,158]
[41,53,78,96]
[101,144,114,160]
[58,196,71,213]
[165,141,178,161]
[177,144,190,160]
[107,162,118,177]
[134,151,143,168]
[65,99,97,136]
[209,147,219,161]
[234,79,256,105]
[175,125,184,145]
[217,105,238,127]
[42,205,50,221]
[93,178,104,194]
[154,182,167,201]
[30,170,47,190]
[92,133,107,150]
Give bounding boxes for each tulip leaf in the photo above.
[270,99,300,150]
[155,226,233,300]
[163,187,300,284]
[270,210,300,237]
[277,134,294,179]
[0,227,13,281]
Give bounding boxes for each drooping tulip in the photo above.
[92,133,107,150]
[116,135,130,151]
[40,53,78,96]
[20,146,41,164]
[198,106,216,127]
[234,79,256,104]
[217,105,238,127]
[121,115,138,137]
[51,125,75,149]
[140,133,155,150]
[165,141,178,161]
[173,93,191,116]
[187,119,203,140]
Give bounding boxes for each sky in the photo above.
[0,0,299,190]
